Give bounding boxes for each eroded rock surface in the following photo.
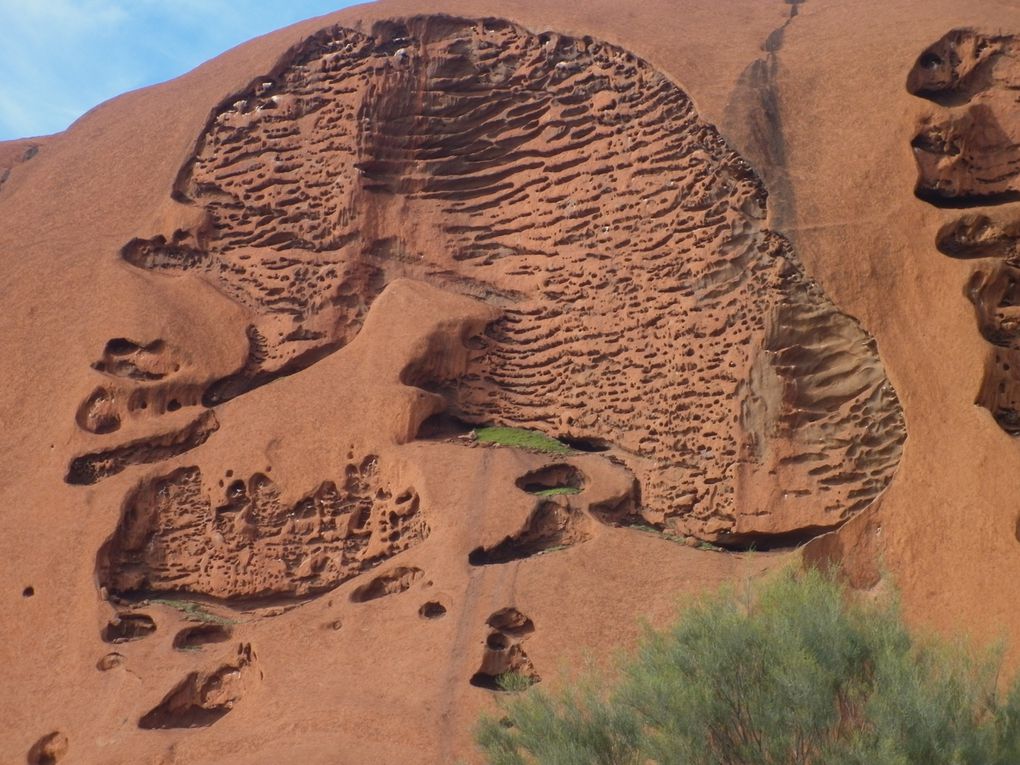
[138,643,259,729]
[909,29,1020,205]
[98,456,427,600]
[110,15,904,541]
[910,30,1020,433]
[470,607,539,691]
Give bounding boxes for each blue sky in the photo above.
[0,1,367,140]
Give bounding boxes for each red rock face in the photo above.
[21,3,1006,762]
[910,31,1020,435]
[94,15,903,549]
[909,30,1020,205]
[98,457,428,600]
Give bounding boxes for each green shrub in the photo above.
[497,671,540,693]
[474,427,573,455]
[476,569,1020,765]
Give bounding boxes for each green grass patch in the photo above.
[474,427,573,455]
[631,523,690,546]
[696,540,725,552]
[147,598,235,625]
[531,486,582,497]
[496,671,539,693]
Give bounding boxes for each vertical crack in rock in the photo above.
[723,0,804,229]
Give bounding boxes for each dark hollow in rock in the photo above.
[419,601,447,619]
[414,412,477,440]
[515,464,585,494]
[469,501,590,565]
[173,624,232,650]
[589,491,640,526]
[96,653,124,671]
[138,643,255,730]
[27,731,68,765]
[557,436,612,453]
[711,525,841,552]
[487,607,535,637]
[65,411,218,485]
[349,566,424,603]
[75,387,121,434]
[471,607,540,692]
[102,613,156,643]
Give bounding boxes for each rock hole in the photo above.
[556,436,611,452]
[22,586,34,597]
[350,566,424,603]
[487,632,510,650]
[471,608,539,692]
[75,387,121,434]
[469,501,590,565]
[515,464,585,495]
[96,652,124,671]
[487,607,535,636]
[166,399,182,412]
[173,624,232,650]
[27,731,68,765]
[415,412,476,440]
[463,334,487,350]
[919,51,943,70]
[102,613,156,643]
[105,338,140,356]
[419,601,447,619]
[469,671,505,690]
[138,643,255,729]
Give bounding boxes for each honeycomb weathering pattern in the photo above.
[124,15,905,540]
[908,29,1020,206]
[98,456,428,600]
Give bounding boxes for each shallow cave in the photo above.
[556,435,612,453]
[419,601,447,619]
[173,623,232,650]
[709,524,840,552]
[349,567,423,603]
[102,613,156,643]
[414,412,478,440]
[515,464,585,495]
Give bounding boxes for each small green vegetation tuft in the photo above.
[696,540,725,552]
[474,427,573,455]
[535,544,569,557]
[496,671,539,693]
[532,487,582,497]
[148,598,235,625]
[476,569,1020,764]
[631,523,690,546]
